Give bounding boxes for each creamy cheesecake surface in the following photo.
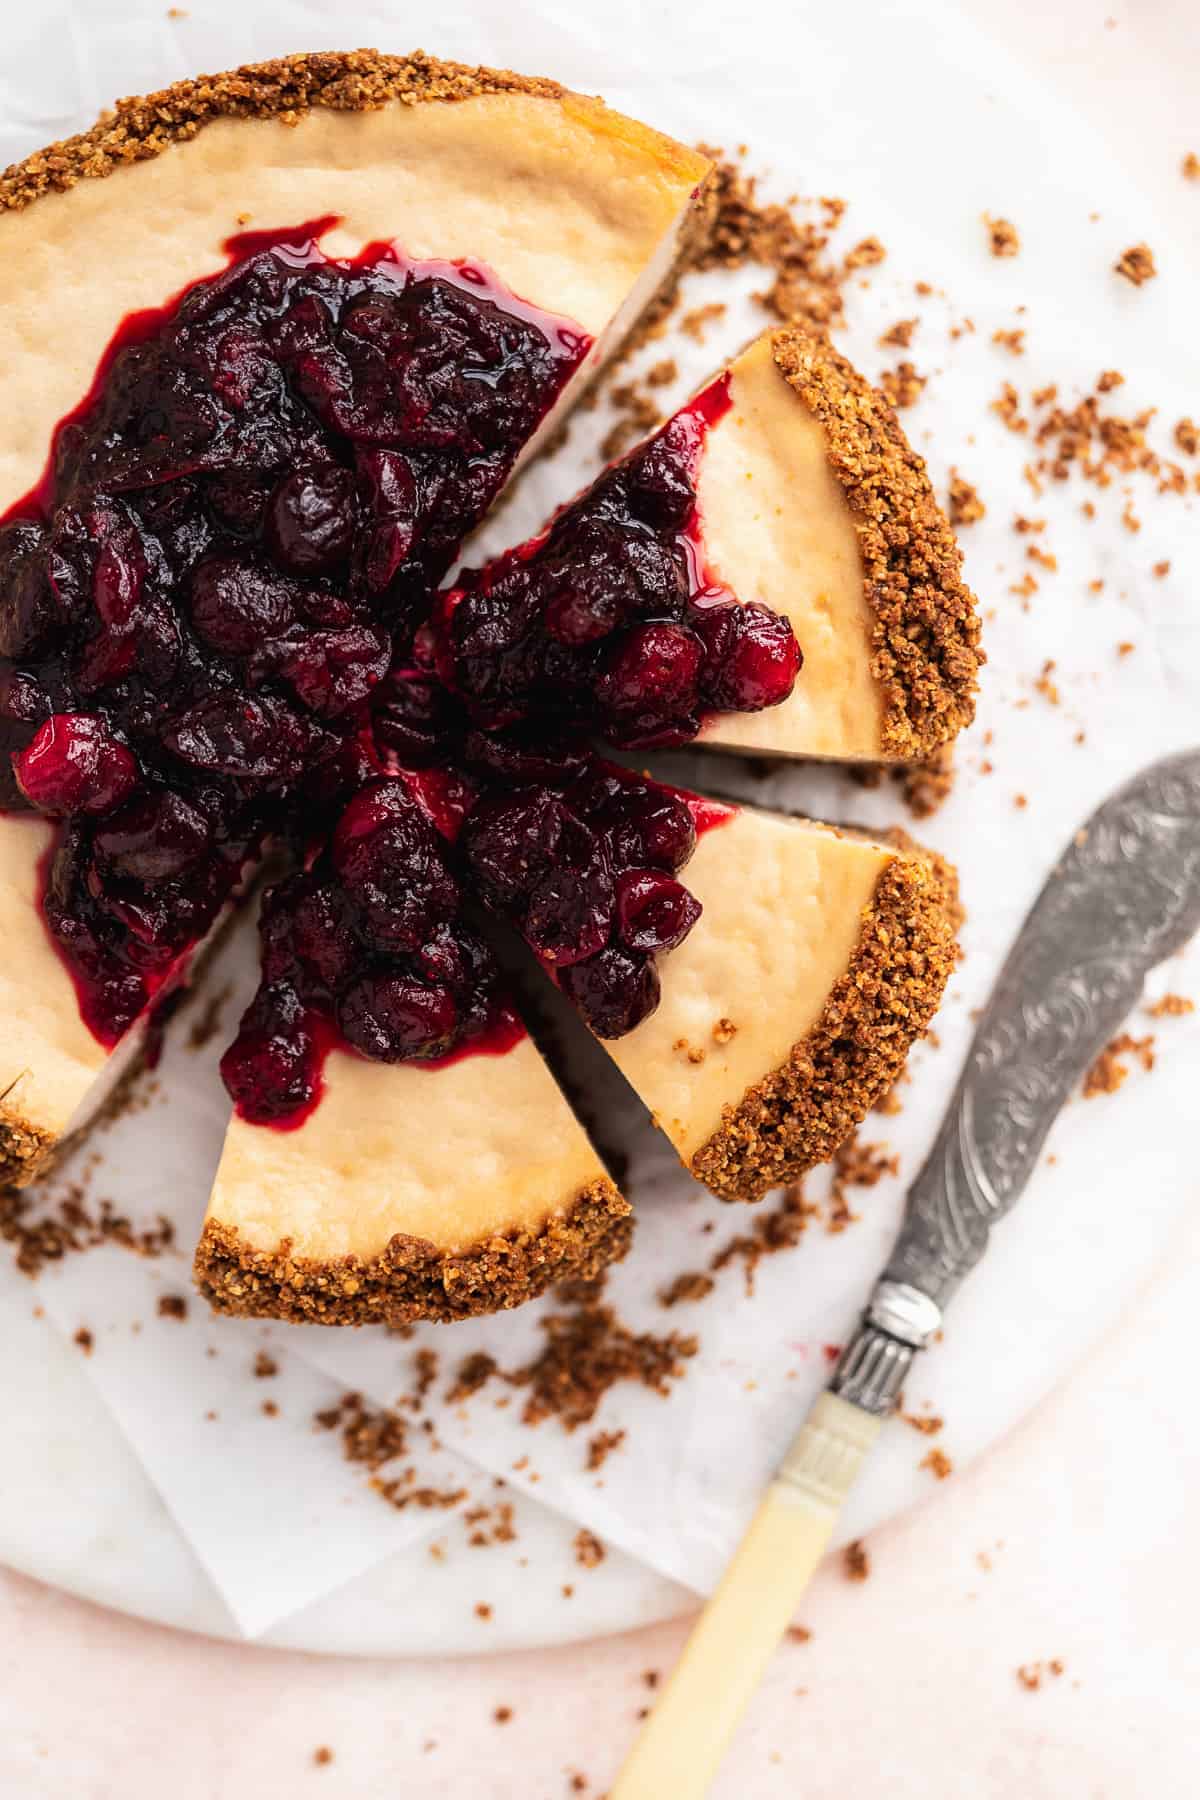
[0,814,112,1179]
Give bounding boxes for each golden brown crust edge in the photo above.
[0,48,708,213]
[771,326,984,762]
[0,1107,55,1189]
[689,846,959,1202]
[193,1176,632,1327]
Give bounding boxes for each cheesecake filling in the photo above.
[0,223,590,1049]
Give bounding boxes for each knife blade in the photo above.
[613,747,1200,1800]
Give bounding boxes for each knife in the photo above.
[612,747,1200,1799]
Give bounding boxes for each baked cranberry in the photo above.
[372,670,459,766]
[0,523,55,659]
[13,713,138,816]
[333,790,459,952]
[569,769,696,872]
[189,555,298,657]
[278,623,391,718]
[461,789,570,905]
[265,463,356,574]
[524,850,615,966]
[695,602,803,711]
[462,726,587,787]
[161,692,323,781]
[220,989,318,1124]
[615,868,702,953]
[337,974,458,1062]
[92,790,211,881]
[558,945,661,1038]
[596,622,702,739]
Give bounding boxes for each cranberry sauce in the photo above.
[0,223,590,1045]
[221,763,525,1128]
[438,377,802,752]
[462,754,735,1039]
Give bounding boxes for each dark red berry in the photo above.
[615,868,702,954]
[265,463,356,574]
[337,975,458,1062]
[558,945,661,1038]
[92,791,211,882]
[13,713,138,817]
[696,602,802,711]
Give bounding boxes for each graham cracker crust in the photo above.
[193,1177,632,1326]
[771,326,984,761]
[689,845,959,1201]
[0,48,704,211]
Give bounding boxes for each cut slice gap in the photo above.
[488,916,671,1197]
[0,56,712,1187]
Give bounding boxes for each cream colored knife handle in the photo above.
[610,1392,881,1800]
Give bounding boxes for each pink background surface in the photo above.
[2,2,1198,1794]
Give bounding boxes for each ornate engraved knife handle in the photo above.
[839,746,1200,1411]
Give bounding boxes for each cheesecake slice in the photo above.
[694,329,981,762]
[591,804,957,1199]
[0,52,711,1184]
[458,759,957,1203]
[439,325,981,762]
[195,1031,628,1326]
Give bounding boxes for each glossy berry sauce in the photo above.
[437,378,803,750]
[220,755,525,1128]
[0,220,589,1048]
[462,754,734,1039]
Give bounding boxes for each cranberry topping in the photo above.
[1,224,588,1045]
[461,755,733,1040]
[221,772,521,1126]
[439,380,803,749]
[1,223,803,1122]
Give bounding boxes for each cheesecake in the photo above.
[1,52,969,1324]
[438,326,982,761]
[0,51,711,1186]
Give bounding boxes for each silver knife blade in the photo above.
[831,746,1200,1415]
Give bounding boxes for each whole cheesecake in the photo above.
[0,52,975,1325]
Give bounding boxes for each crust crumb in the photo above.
[984,214,1020,257]
[1114,243,1157,286]
[878,361,927,410]
[1146,993,1193,1018]
[573,1528,606,1569]
[843,1539,870,1581]
[947,470,986,526]
[659,1270,716,1307]
[1083,1032,1155,1097]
